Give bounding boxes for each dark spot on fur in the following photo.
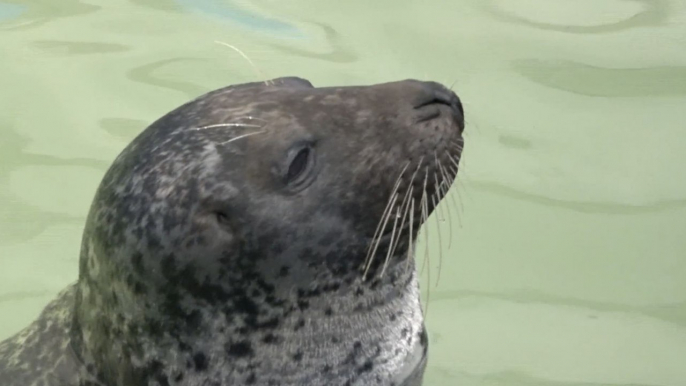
[156,375,170,386]
[133,280,147,294]
[278,265,290,277]
[226,340,254,357]
[131,252,144,274]
[358,359,374,374]
[295,319,305,330]
[292,350,304,362]
[193,352,208,371]
[297,299,309,310]
[324,307,333,316]
[262,333,281,344]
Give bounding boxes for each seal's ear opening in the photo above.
[213,210,236,235]
[271,77,314,89]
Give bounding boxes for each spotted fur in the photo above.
[0,77,465,386]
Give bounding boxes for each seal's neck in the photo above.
[73,259,426,385]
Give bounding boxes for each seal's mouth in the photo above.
[360,80,465,279]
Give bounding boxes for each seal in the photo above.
[0,76,465,386]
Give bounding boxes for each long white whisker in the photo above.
[363,163,410,265]
[420,174,430,278]
[388,185,414,263]
[421,191,431,317]
[406,198,415,272]
[214,40,272,86]
[437,165,454,249]
[363,193,399,279]
[446,153,461,172]
[380,206,402,277]
[419,169,429,277]
[219,130,266,145]
[196,123,262,131]
[432,193,443,287]
[363,162,410,279]
[433,171,445,222]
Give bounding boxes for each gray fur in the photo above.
[0,77,465,386]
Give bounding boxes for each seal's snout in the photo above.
[411,81,464,128]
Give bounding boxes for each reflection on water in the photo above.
[31,40,129,56]
[174,0,302,37]
[126,57,212,99]
[481,0,671,34]
[266,22,358,64]
[514,60,686,97]
[0,2,24,21]
[1,0,685,385]
[0,0,99,30]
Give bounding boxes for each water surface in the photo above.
[1,1,685,385]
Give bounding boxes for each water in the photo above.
[1,0,685,385]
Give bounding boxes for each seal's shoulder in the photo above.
[0,285,82,386]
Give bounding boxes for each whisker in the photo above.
[195,123,262,131]
[219,130,266,145]
[239,116,268,122]
[421,191,431,317]
[419,168,429,277]
[405,198,415,272]
[433,171,445,222]
[420,191,429,277]
[452,195,463,229]
[388,185,414,263]
[449,79,458,90]
[446,153,461,172]
[363,192,398,280]
[437,166,454,249]
[380,206,402,277]
[381,158,424,276]
[455,178,466,212]
[364,163,409,263]
[437,158,453,187]
[432,193,443,287]
[451,140,464,153]
[214,40,272,86]
[362,162,410,279]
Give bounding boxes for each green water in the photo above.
[1,0,685,385]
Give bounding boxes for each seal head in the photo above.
[0,77,465,386]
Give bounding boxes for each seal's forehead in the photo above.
[220,77,314,93]
[269,77,314,89]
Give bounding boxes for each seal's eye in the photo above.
[286,147,310,183]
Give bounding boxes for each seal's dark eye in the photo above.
[286,147,310,182]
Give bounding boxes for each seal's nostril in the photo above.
[413,90,452,109]
[412,82,462,116]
